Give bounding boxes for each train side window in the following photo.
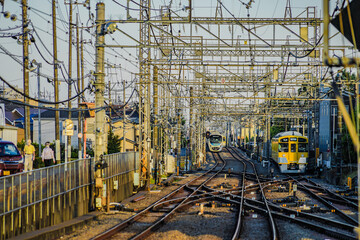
[279,143,288,152]
[291,144,296,152]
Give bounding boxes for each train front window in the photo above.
[298,143,308,152]
[279,143,288,152]
[210,136,222,143]
[291,144,296,152]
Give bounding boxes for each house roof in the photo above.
[33,108,91,119]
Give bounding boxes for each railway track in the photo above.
[228,147,358,240]
[91,152,233,240]
[88,148,358,240]
[227,147,278,240]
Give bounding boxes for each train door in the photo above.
[289,143,297,164]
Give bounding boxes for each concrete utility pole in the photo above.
[94,2,105,202]
[67,0,73,160]
[153,66,159,183]
[37,63,42,157]
[81,29,85,157]
[52,0,60,163]
[22,0,30,141]
[76,14,82,158]
[176,97,181,175]
[189,87,194,168]
[122,78,126,152]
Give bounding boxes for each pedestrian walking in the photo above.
[41,142,55,167]
[23,139,35,173]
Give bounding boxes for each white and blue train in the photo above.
[207,132,226,152]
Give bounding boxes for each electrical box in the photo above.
[134,172,139,186]
[102,183,107,197]
[300,27,308,42]
[95,197,102,208]
[95,178,103,188]
[114,180,119,190]
[273,69,279,81]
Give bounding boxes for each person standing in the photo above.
[23,139,35,173]
[41,142,55,167]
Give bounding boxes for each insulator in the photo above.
[10,14,17,21]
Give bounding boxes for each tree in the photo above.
[107,127,121,154]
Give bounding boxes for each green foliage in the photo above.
[245,136,249,143]
[107,127,121,154]
[71,148,78,159]
[270,125,285,139]
[341,115,357,164]
[17,140,25,152]
[33,157,45,169]
[86,147,94,157]
[270,118,290,138]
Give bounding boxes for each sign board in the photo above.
[62,119,74,130]
[62,129,74,136]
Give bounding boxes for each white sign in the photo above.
[63,129,74,136]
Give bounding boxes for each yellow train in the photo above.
[271,131,308,173]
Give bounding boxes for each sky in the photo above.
[0,0,355,109]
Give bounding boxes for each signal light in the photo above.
[205,131,210,139]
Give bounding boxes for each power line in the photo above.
[0,75,90,105]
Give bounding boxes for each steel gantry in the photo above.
[92,0,352,191]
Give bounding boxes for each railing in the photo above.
[103,152,139,179]
[0,151,138,239]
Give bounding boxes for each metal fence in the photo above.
[0,151,138,239]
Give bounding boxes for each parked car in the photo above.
[0,141,24,176]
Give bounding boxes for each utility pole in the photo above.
[67,0,73,161]
[94,2,105,206]
[52,0,60,163]
[108,81,111,119]
[176,97,181,175]
[22,0,30,141]
[153,66,159,183]
[37,63,42,157]
[189,87,194,169]
[76,14,82,158]
[81,29,85,158]
[122,78,126,152]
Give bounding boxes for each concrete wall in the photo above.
[112,120,139,152]
[0,125,18,144]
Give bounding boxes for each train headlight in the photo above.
[301,154,304,157]
[282,154,285,157]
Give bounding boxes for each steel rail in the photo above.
[245,197,355,233]
[227,147,278,240]
[91,154,223,240]
[289,177,358,226]
[129,153,226,240]
[304,178,358,210]
[156,187,356,238]
[244,202,357,240]
[219,149,247,240]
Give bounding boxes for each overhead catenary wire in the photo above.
[0,96,107,112]
[0,75,90,105]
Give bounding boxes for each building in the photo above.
[32,107,108,151]
[111,108,139,152]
